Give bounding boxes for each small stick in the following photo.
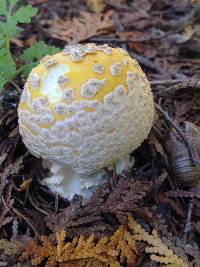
[150,79,188,86]
[183,199,194,243]
[131,52,164,74]
[12,207,41,240]
[112,165,117,185]
[89,37,126,43]
[156,80,200,96]
[28,194,50,216]
[106,0,132,10]
[54,192,59,214]
[103,167,111,177]
[155,103,197,166]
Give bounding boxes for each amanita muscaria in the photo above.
[18,43,154,200]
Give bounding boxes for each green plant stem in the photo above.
[10,80,21,92]
[5,35,11,55]
[14,66,23,76]
[5,1,13,56]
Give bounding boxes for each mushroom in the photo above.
[18,43,154,200]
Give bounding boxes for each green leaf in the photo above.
[0,0,37,56]
[0,48,16,92]
[13,5,37,23]
[21,41,61,77]
[0,1,7,16]
[0,49,16,79]
[0,33,4,48]
[1,20,20,38]
[0,75,7,93]
[9,0,19,7]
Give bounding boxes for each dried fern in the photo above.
[21,226,137,267]
[20,214,188,267]
[127,214,188,267]
[0,239,19,256]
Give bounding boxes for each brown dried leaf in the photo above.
[86,0,105,13]
[41,11,114,44]
[193,221,200,233]
[164,122,200,186]
[117,31,152,42]
[184,121,200,149]
[0,239,19,256]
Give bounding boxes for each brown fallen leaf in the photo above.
[165,121,200,187]
[86,0,105,13]
[20,178,33,191]
[11,38,24,48]
[25,35,37,46]
[40,11,114,44]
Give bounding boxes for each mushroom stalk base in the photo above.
[42,154,134,201]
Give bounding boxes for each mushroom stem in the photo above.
[42,154,134,202]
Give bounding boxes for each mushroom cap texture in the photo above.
[18,43,154,173]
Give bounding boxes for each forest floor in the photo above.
[0,0,200,266]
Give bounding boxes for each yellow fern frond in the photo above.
[127,213,188,267]
[20,214,188,267]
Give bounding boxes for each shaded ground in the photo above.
[0,0,200,266]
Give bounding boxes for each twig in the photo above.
[55,192,59,213]
[183,199,194,243]
[155,103,197,166]
[10,81,21,92]
[105,0,132,11]
[150,79,188,86]
[12,207,41,240]
[28,194,50,216]
[0,165,13,205]
[155,80,200,96]
[130,52,164,74]
[89,37,126,43]
[103,167,112,177]
[112,165,117,185]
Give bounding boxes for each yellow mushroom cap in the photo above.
[18,43,154,173]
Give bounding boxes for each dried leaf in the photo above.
[164,122,200,186]
[184,122,200,149]
[86,0,105,13]
[0,239,19,256]
[20,178,33,191]
[41,11,114,44]
[128,214,188,267]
